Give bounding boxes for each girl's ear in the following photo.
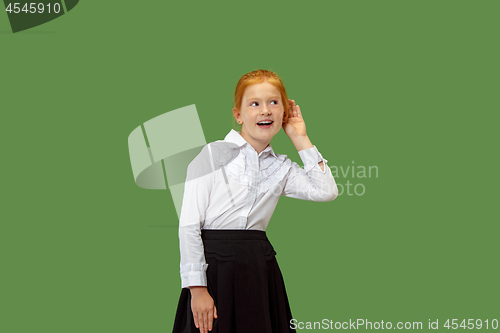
[232,107,241,122]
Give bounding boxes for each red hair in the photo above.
[233,69,289,125]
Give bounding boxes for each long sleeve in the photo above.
[281,145,338,202]
[178,145,214,289]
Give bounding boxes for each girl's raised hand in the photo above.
[283,99,307,139]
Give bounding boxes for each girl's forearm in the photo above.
[291,135,325,172]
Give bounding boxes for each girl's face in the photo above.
[233,80,284,152]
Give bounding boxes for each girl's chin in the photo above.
[255,126,277,133]
[251,130,275,138]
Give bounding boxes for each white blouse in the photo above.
[178,129,338,288]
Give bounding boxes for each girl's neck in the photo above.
[239,131,270,155]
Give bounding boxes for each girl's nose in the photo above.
[261,106,271,115]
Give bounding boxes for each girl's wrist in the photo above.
[291,135,313,152]
[189,286,208,294]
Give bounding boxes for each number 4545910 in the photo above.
[444,319,499,329]
[5,3,61,14]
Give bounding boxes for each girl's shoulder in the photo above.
[186,144,213,179]
[189,140,240,173]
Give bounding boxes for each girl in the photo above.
[172,69,338,333]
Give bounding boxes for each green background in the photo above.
[1,0,498,332]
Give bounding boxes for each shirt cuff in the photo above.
[180,263,208,289]
[298,145,329,174]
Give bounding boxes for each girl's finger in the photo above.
[214,305,218,318]
[193,311,199,329]
[202,312,208,333]
[296,105,302,118]
[208,309,214,331]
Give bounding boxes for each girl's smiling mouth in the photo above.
[257,120,273,128]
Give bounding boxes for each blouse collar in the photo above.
[224,129,277,158]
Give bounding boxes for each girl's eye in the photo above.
[251,102,259,106]
[271,100,278,105]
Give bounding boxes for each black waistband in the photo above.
[201,229,268,241]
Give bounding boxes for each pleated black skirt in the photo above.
[172,229,296,333]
